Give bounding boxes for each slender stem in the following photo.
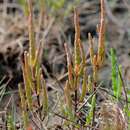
[118,65,128,108]
[74,90,77,116]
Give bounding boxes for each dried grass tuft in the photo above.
[99,101,127,130]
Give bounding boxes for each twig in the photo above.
[51,74,64,92]
[77,82,102,113]
[74,89,78,116]
[53,112,77,126]
[4,95,13,111]
[52,112,99,130]
[99,87,130,103]
[47,72,68,92]
[30,118,41,130]
[118,65,128,107]
[43,17,55,39]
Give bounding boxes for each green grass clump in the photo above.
[111,48,122,100]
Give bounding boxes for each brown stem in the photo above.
[74,89,78,116]
[118,66,128,108]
